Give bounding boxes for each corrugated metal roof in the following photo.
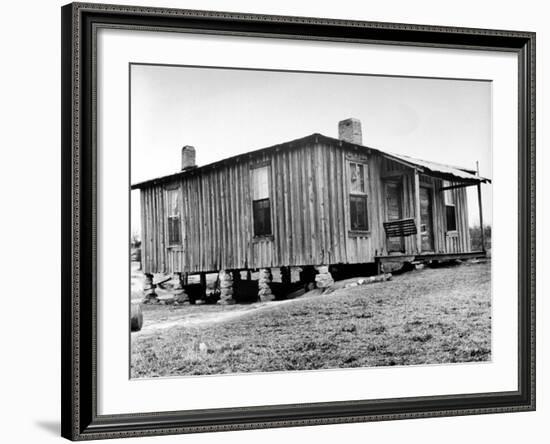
[382,152,491,183]
[131,133,491,189]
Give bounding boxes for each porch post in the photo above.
[414,169,422,254]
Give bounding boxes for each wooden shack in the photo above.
[131,118,490,304]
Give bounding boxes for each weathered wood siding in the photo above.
[140,142,471,274]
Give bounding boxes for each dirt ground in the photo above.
[133,290,326,335]
[131,260,491,378]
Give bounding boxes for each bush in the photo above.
[470,225,491,251]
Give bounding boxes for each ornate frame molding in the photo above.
[61,2,535,440]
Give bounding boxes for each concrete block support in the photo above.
[258,268,275,302]
[173,272,189,304]
[142,273,158,303]
[218,270,235,305]
[315,265,334,289]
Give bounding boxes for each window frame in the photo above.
[443,180,458,233]
[250,163,273,239]
[165,185,183,247]
[347,159,370,234]
[445,204,457,233]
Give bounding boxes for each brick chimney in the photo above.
[338,118,362,145]
[181,145,196,171]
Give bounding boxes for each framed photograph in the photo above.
[61,2,535,440]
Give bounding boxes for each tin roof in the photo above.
[131,133,491,189]
[382,152,491,183]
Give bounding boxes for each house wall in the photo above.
[139,143,471,274]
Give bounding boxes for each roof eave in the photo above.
[130,133,491,189]
[379,152,491,184]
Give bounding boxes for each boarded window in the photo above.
[167,188,182,245]
[349,161,369,231]
[252,166,272,236]
[443,181,457,232]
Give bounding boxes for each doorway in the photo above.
[384,181,404,253]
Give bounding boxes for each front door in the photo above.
[419,186,434,252]
[384,181,404,252]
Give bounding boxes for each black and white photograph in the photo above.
[129,64,493,378]
[1,0,544,442]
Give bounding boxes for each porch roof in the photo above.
[380,151,491,184]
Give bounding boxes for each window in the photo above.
[349,161,369,231]
[443,181,457,232]
[252,165,272,236]
[446,205,457,232]
[167,188,182,245]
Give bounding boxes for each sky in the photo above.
[130,64,492,234]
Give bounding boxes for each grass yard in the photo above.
[131,261,491,378]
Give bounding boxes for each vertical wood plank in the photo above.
[342,150,351,261]
[275,152,284,265]
[139,190,147,273]
[315,145,326,264]
[283,150,291,265]
[288,149,296,264]
[414,169,421,254]
[308,145,317,263]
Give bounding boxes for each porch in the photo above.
[376,250,488,268]
[379,152,491,258]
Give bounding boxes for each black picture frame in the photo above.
[61,2,536,440]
